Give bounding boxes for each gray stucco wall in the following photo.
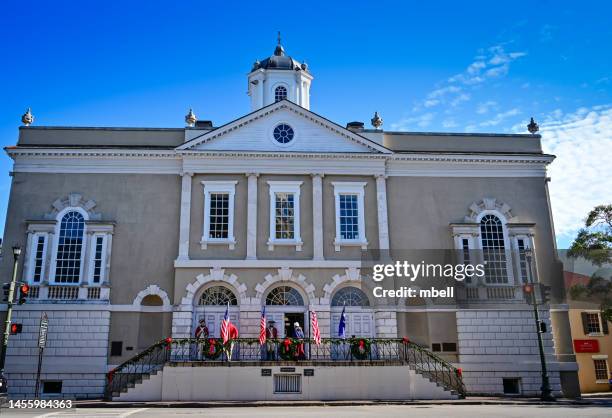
[0,173,180,305]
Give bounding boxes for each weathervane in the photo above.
[371,111,383,129]
[185,108,197,127]
[21,108,34,126]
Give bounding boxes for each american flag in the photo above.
[221,302,230,344]
[259,306,266,345]
[310,310,321,345]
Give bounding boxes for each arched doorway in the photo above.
[265,285,306,338]
[194,285,239,338]
[330,287,374,338]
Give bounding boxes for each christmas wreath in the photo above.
[279,337,300,360]
[202,338,224,360]
[350,338,371,360]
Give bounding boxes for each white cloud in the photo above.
[442,119,458,128]
[450,93,470,107]
[538,105,612,242]
[480,108,521,127]
[390,113,436,130]
[477,100,497,114]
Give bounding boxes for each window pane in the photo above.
[92,236,104,284]
[275,193,294,239]
[586,313,601,334]
[55,211,85,283]
[480,214,508,284]
[594,359,609,380]
[209,193,230,239]
[339,194,359,240]
[33,236,45,282]
[199,286,237,305]
[266,286,304,306]
[275,86,287,102]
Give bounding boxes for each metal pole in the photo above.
[34,348,43,397]
[526,252,555,401]
[307,310,311,360]
[0,249,20,372]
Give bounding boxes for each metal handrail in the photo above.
[104,337,466,399]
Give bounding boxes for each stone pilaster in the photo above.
[177,172,193,261]
[311,173,324,260]
[246,173,259,260]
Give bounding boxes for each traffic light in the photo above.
[539,320,547,333]
[540,284,552,304]
[2,283,10,302]
[17,283,29,305]
[10,323,22,334]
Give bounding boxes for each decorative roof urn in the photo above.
[527,117,539,134]
[371,111,383,129]
[21,108,34,126]
[185,108,197,127]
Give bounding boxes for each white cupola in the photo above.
[247,34,313,111]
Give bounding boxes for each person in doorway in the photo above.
[266,320,278,360]
[293,322,305,360]
[194,319,209,360]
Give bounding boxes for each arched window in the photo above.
[332,287,370,307]
[275,86,287,102]
[198,286,238,305]
[480,214,508,284]
[266,286,304,305]
[55,211,85,283]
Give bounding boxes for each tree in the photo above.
[568,204,612,321]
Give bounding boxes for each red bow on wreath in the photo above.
[283,338,291,351]
[208,339,216,356]
[358,339,365,350]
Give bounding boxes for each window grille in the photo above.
[55,211,85,283]
[33,235,45,282]
[48,286,79,300]
[586,313,602,334]
[266,286,304,306]
[87,287,101,300]
[339,194,359,240]
[480,214,508,284]
[594,359,609,381]
[332,287,369,306]
[92,236,104,283]
[208,193,230,239]
[274,86,287,102]
[275,193,295,239]
[274,374,301,393]
[199,286,237,305]
[517,239,529,283]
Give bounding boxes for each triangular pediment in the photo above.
[177,101,391,154]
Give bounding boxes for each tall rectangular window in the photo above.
[201,181,237,250]
[594,359,609,381]
[462,238,471,283]
[517,239,529,283]
[275,192,295,239]
[209,193,229,239]
[339,194,359,240]
[92,236,104,284]
[586,313,602,334]
[332,182,367,251]
[267,181,302,251]
[33,235,46,283]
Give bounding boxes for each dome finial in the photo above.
[185,108,197,127]
[274,31,285,56]
[21,108,34,126]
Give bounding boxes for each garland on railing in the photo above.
[203,338,224,360]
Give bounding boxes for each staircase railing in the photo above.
[104,338,171,400]
[105,337,465,399]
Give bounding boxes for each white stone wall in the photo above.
[5,308,110,399]
[456,309,562,396]
[374,310,398,338]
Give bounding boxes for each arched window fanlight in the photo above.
[331,287,370,307]
[266,286,304,306]
[480,214,508,284]
[275,86,287,102]
[55,211,85,283]
[198,286,238,305]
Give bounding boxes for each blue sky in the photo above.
[0,1,610,248]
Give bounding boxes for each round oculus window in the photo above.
[273,124,294,144]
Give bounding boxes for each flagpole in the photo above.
[308,310,311,360]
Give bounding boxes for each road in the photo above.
[0,405,611,418]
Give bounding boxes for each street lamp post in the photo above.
[0,246,22,375]
[525,248,555,401]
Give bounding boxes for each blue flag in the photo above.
[338,306,347,339]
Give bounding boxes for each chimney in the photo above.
[346,121,364,132]
[195,120,213,129]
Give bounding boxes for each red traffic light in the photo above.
[522,284,533,294]
[10,323,22,334]
[20,284,30,295]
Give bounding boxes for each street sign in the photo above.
[38,313,48,349]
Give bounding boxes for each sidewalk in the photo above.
[73,396,612,408]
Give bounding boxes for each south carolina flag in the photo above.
[338,306,347,339]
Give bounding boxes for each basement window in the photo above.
[42,381,62,394]
[503,378,521,395]
[274,374,302,393]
